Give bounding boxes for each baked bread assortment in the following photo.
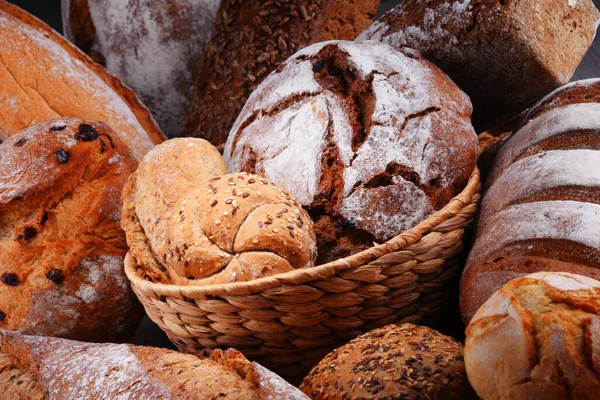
[359,0,600,131]
[301,323,476,400]
[184,0,381,146]
[465,272,600,400]
[0,0,165,160]
[0,117,142,343]
[225,40,478,263]
[62,0,221,138]
[460,78,600,323]
[122,138,317,285]
[0,330,309,399]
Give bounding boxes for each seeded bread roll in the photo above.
[359,0,600,131]
[0,1,165,160]
[465,272,600,400]
[0,331,309,399]
[0,118,142,342]
[300,323,476,400]
[62,0,220,137]
[184,0,380,146]
[225,40,478,263]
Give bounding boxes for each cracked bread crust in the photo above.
[358,0,600,131]
[184,0,380,147]
[465,272,600,400]
[225,40,477,263]
[0,118,142,343]
[0,0,165,161]
[0,331,309,399]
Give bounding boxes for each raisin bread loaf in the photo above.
[460,79,600,323]
[0,331,308,399]
[359,0,600,131]
[62,0,220,137]
[225,40,478,263]
[184,0,380,147]
[0,1,165,160]
[0,118,142,342]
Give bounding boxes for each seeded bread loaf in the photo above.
[0,118,142,342]
[460,79,600,323]
[359,0,600,131]
[0,331,309,399]
[62,0,220,137]
[184,0,380,147]
[465,272,600,400]
[300,323,476,400]
[225,40,478,263]
[0,0,165,160]
[121,139,317,285]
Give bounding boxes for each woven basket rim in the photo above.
[125,167,481,299]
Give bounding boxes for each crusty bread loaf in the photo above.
[122,139,317,285]
[0,118,142,342]
[465,272,600,400]
[461,79,600,323]
[225,40,477,263]
[301,323,475,400]
[359,0,600,131]
[0,330,309,399]
[184,0,380,147]
[62,0,220,137]
[0,0,165,160]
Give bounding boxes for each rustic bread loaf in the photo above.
[465,272,600,400]
[122,139,317,285]
[358,0,600,131]
[300,323,475,400]
[0,330,309,399]
[184,0,380,147]
[0,118,142,342]
[62,0,220,137]
[460,79,600,323]
[0,0,165,160]
[225,40,478,263]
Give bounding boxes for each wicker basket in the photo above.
[125,167,481,377]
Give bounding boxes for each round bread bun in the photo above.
[0,117,142,342]
[300,323,475,400]
[465,272,600,400]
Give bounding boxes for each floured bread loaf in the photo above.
[0,331,309,399]
[461,79,600,323]
[62,0,220,137]
[0,1,165,160]
[122,139,317,285]
[465,272,600,400]
[225,40,477,263]
[0,118,142,342]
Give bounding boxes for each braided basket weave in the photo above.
[125,167,481,377]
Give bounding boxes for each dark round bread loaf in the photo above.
[0,117,142,342]
[225,40,478,263]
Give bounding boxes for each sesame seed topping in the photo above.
[210,200,218,207]
[242,192,250,198]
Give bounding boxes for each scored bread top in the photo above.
[0,0,165,160]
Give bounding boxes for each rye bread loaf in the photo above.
[0,0,165,160]
[460,79,600,323]
[358,0,600,131]
[121,139,317,285]
[62,0,220,137]
[0,331,309,399]
[0,118,142,342]
[225,40,478,263]
[465,272,600,400]
[184,0,380,147]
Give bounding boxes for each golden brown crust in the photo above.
[184,0,380,146]
[0,118,142,343]
[300,323,476,400]
[465,272,600,400]
[0,0,165,160]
